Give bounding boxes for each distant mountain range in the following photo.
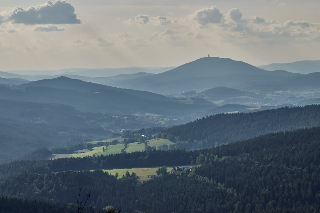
[108,57,298,95]
[3,67,172,78]
[260,60,320,74]
[63,72,154,86]
[0,77,29,85]
[0,77,213,116]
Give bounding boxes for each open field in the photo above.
[147,139,174,148]
[101,144,125,156]
[72,146,104,158]
[65,139,174,159]
[87,137,125,145]
[72,144,125,158]
[103,167,175,182]
[126,142,145,153]
[51,154,72,160]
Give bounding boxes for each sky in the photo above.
[0,0,320,70]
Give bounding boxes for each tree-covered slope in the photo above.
[1,127,320,212]
[0,77,213,115]
[0,197,101,213]
[0,118,80,164]
[163,105,320,149]
[111,57,296,94]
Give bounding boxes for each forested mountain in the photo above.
[260,60,320,74]
[0,118,81,164]
[110,57,297,94]
[0,77,213,115]
[162,105,320,149]
[1,126,320,212]
[0,99,171,130]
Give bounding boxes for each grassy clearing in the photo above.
[103,167,174,182]
[87,137,125,145]
[147,139,174,148]
[126,142,145,153]
[72,146,104,158]
[72,144,125,158]
[101,144,125,156]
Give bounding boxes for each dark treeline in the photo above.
[0,196,97,213]
[0,171,133,212]
[1,127,320,212]
[163,105,320,149]
[49,149,195,172]
[0,150,196,182]
[0,196,112,213]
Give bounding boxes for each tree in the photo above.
[75,187,90,213]
[156,166,168,176]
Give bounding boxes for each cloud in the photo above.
[7,1,81,25]
[251,16,265,24]
[189,6,320,41]
[227,8,242,23]
[34,25,65,32]
[151,29,180,41]
[0,15,4,24]
[97,38,114,47]
[7,29,18,33]
[154,16,172,25]
[127,15,173,26]
[191,6,223,25]
[134,14,149,25]
[118,32,131,39]
[285,21,311,28]
[162,29,174,35]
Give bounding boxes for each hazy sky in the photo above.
[0,0,320,70]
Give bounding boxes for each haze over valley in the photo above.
[0,0,320,212]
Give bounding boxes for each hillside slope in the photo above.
[0,77,213,115]
[1,127,320,212]
[111,57,296,94]
[0,118,80,163]
[163,105,320,149]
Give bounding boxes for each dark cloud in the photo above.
[192,7,223,25]
[227,8,242,22]
[34,25,65,32]
[8,1,81,25]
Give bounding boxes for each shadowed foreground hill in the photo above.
[0,197,104,213]
[0,127,320,212]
